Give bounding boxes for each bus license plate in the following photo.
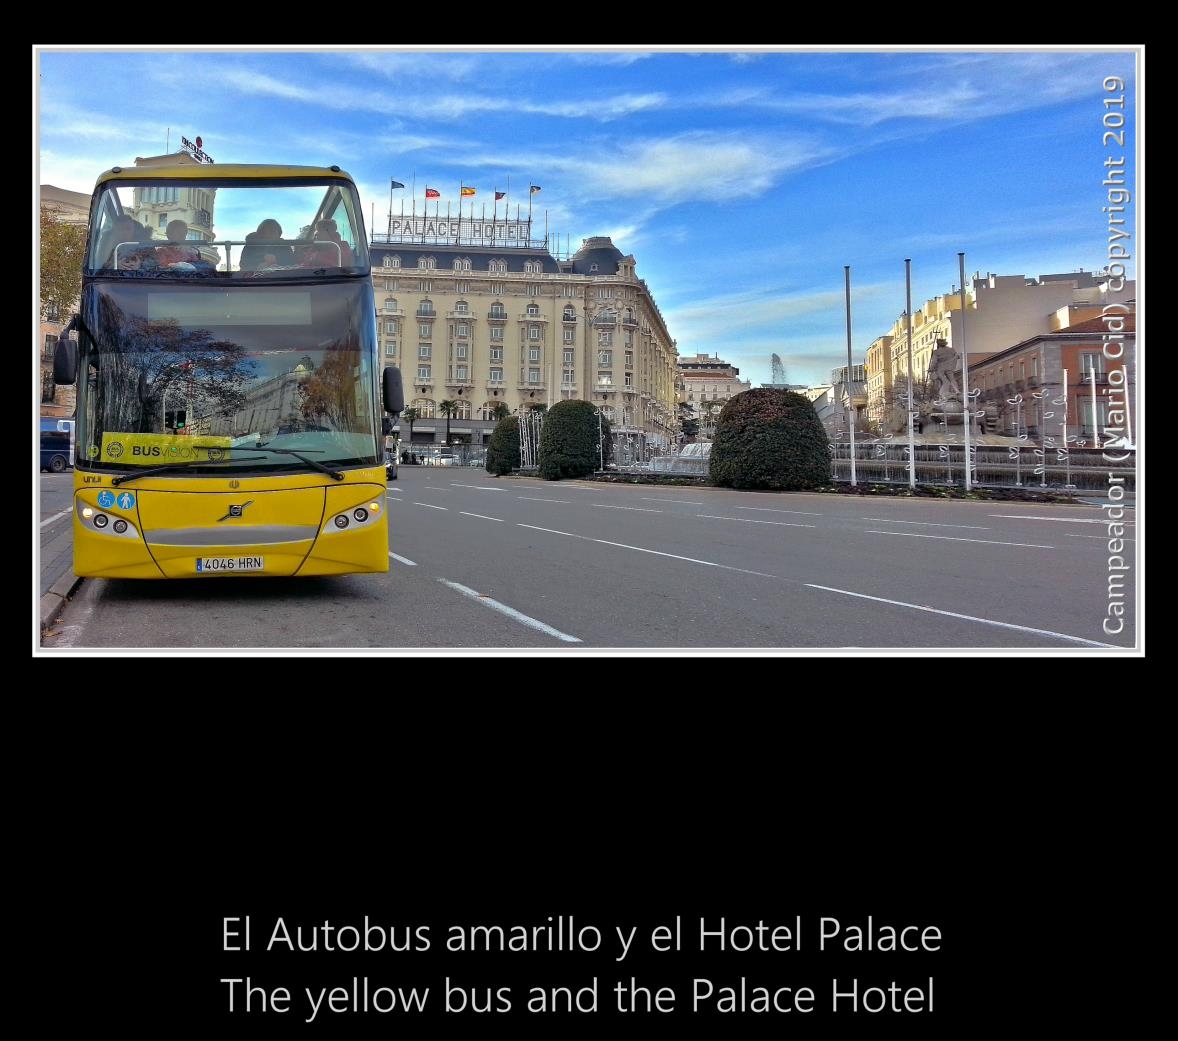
[195,556,265,573]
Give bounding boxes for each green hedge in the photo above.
[485,415,521,475]
[708,389,831,489]
[537,399,611,480]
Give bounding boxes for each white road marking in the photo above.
[390,553,417,566]
[698,514,816,528]
[735,506,824,516]
[640,497,705,505]
[1065,533,1136,541]
[439,579,581,643]
[865,529,1053,549]
[594,504,662,512]
[518,496,571,504]
[988,514,1134,525]
[413,502,448,510]
[805,582,1122,649]
[450,483,504,491]
[460,511,504,522]
[40,509,72,529]
[518,524,778,578]
[862,517,990,529]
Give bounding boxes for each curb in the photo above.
[40,570,81,636]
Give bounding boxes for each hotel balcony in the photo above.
[487,310,509,322]
[517,314,549,325]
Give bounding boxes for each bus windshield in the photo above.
[87,174,368,276]
[76,279,381,474]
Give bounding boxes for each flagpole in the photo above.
[905,259,916,490]
[958,252,972,490]
[845,265,857,486]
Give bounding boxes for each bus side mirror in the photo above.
[53,335,77,385]
[383,365,404,415]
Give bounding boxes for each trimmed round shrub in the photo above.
[708,389,831,490]
[537,399,611,480]
[485,415,521,475]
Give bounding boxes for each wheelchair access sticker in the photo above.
[96,489,135,510]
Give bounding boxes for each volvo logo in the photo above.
[217,500,254,521]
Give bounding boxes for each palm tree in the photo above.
[490,402,511,421]
[401,407,419,445]
[438,399,459,444]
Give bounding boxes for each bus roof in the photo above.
[93,164,355,187]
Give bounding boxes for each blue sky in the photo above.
[35,46,1141,388]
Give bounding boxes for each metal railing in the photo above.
[829,442,1135,491]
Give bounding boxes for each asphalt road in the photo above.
[38,467,1139,652]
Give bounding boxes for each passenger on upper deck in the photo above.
[157,219,202,266]
[240,218,296,271]
[299,218,354,267]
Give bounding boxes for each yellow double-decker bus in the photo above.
[52,163,403,579]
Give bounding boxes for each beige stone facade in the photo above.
[865,270,1137,434]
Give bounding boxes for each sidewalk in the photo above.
[39,521,80,635]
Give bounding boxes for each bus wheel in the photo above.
[51,455,67,473]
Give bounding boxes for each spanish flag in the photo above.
[460,186,476,197]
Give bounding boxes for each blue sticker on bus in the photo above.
[96,490,115,509]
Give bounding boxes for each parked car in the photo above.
[437,448,456,466]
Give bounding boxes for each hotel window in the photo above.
[529,327,541,341]
[418,366,431,381]
[419,280,431,293]
[563,328,575,343]
[383,297,397,311]
[456,324,469,338]
[563,350,574,365]
[419,324,432,338]
[562,371,575,385]
[598,351,612,367]
[419,345,431,359]
[456,345,468,359]
[529,348,540,362]
[526,304,540,316]
[598,331,612,347]
[597,287,611,299]
[385,343,397,357]
[490,305,507,319]
[418,257,436,270]
[625,352,633,368]
[527,284,540,296]
[457,280,469,293]
[384,320,397,335]
[490,368,504,381]
[455,301,469,314]
[625,373,633,388]
[456,366,468,381]
[597,375,613,387]
[491,282,503,295]
[1080,351,1104,378]
[528,368,541,382]
[490,347,503,361]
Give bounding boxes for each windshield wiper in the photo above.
[246,444,345,480]
[112,460,229,486]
